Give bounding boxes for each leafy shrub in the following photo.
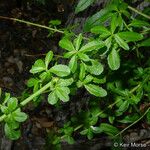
[0,0,150,148]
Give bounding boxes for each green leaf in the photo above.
[69,55,78,73]
[107,48,120,70]
[105,36,112,51]
[7,97,18,112]
[88,60,103,75]
[117,14,123,28]
[139,38,150,47]
[114,34,129,50]
[64,135,75,144]
[111,13,117,33]
[57,78,74,87]
[3,93,11,104]
[59,38,75,51]
[129,19,150,28]
[75,33,83,51]
[1,105,8,114]
[33,82,39,93]
[117,101,129,113]
[4,123,21,140]
[55,87,70,102]
[27,78,39,87]
[93,77,106,84]
[49,20,61,26]
[87,129,94,140]
[91,26,111,36]
[39,71,51,81]
[64,51,76,58]
[45,51,53,69]
[76,80,83,88]
[118,114,139,123]
[108,116,115,124]
[84,8,112,31]
[50,65,70,77]
[64,126,74,135]
[48,91,58,105]
[5,120,19,129]
[83,75,93,84]
[80,129,88,135]
[30,59,46,74]
[117,32,143,42]
[91,126,103,134]
[100,123,119,136]
[13,109,28,122]
[78,53,90,62]
[79,63,86,81]
[85,84,107,97]
[79,40,105,52]
[75,0,95,14]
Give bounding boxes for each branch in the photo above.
[128,6,150,20]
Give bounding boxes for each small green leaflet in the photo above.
[55,87,70,102]
[91,25,111,39]
[27,78,39,87]
[114,34,129,50]
[129,19,150,28]
[39,71,51,81]
[78,53,90,62]
[50,65,70,77]
[83,75,93,84]
[30,59,46,74]
[105,36,112,51]
[117,32,143,42]
[49,20,61,26]
[4,123,21,140]
[107,48,120,70]
[117,101,129,113]
[85,84,107,97]
[139,38,150,47]
[45,51,53,69]
[111,13,117,33]
[84,8,112,31]
[59,38,75,51]
[7,97,18,112]
[69,55,78,73]
[100,123,119,136]
[87,60,103,75]
[75,0,95,14]
[63,135,75,144]
[91,26,111,35]
[75,33,83,51]
[48,91,58,105]
[13,109,28,122]
[118,114,139,124]
[57,78,74,87]
[64,51,76,58]
[79,40,105,52]
[79,63,86,81]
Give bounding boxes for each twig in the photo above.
[0,16,64,34]
[128,6,150,20]
[114,107,150,137]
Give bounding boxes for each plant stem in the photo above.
[0,81,52,122]
[0,15,89,40]
[114,107,150,137]
[0,16,64,34]
[20,81,51,106]
[128,6,150,20]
